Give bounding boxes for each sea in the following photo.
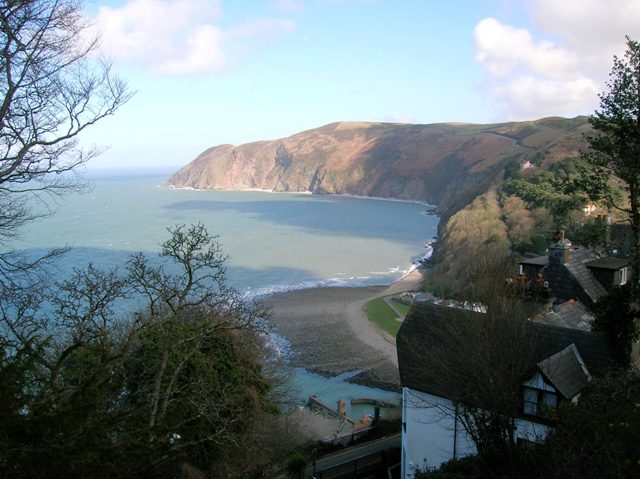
[14,170,440,418]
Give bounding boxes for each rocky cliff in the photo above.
[167,117,590,219]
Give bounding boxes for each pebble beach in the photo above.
[263,267,427,391]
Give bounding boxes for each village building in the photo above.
[397,236,627,477]
[518,236,629,309]
[396,302,612,477]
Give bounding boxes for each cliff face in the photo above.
[167,117,590,219]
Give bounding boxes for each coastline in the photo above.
[164,183,437,207]
[166,180,436,389]
[262,266,428,391]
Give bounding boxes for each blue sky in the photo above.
[80,0,640,171]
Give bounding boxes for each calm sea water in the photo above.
[15,171,439,410]
[19,172,438,293]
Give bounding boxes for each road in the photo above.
[310,433,401,476]
[273,433,401,479]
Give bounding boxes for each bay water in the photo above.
[16,171,439,416]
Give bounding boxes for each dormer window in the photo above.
[523,344,592,419]
[523,386,557,416]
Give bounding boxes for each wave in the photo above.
[409,238,435,268]
[264,328,295,361]
[245,239,437,302]
[244,275,391,301]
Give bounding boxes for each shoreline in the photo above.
[263,266,428,391]
[164,183,438,208]
[164,178,435,389]
[247,257,432,302]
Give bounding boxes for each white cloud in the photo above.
[383,115,417,124]
[533,0,640,56]
[475,18,577,80]
[317,0,379,4]
[270,0,305,12]
[155,25,226,75]
[496,77,599,118]
[230,18,296,38]
[474,0,640,120]
[93,0,295,76]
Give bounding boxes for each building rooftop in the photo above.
[520,255,548,266]
[585,257,630,271]
[563,247,608,303]
[537,343,592,400]
[532,300,593,331]
[397,302,612,401]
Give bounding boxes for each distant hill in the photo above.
[167,117,591,220]
[168,117,593,291]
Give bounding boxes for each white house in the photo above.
[396,302,612,478]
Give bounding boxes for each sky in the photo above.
[79,0,640,171]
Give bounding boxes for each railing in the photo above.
[313,450,384,479]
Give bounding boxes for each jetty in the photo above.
[350,398,400,409]
[307,395,356,425]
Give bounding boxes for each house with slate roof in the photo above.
[518,235,630,309]
[524,344,592,417]
[397,301,612,477]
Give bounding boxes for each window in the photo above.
[523,387,557,417]
[620,267,629,285]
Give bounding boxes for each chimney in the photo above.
[549,231,572,265]
[337,399,347,416]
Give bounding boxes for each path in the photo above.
[344,268,426,367]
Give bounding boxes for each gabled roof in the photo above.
[532,300,593,331]
[519,246,612,304]
[397,302,612,400]
[585,257,630,271]
[537,344,592,399]
[532,321,612,377]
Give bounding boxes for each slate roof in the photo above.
[585,257,630,271]
[396,303,482,399]
[397,302,612,401]
[532,320,612,377]
[520,255,548,267]
[518,246,611,305]
[561,247,608,303]
[537,344,592,399]
[532,300,593,331]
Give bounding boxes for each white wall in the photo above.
[514,417,551,443]
[401,387,552,478]
[401,387,476,478]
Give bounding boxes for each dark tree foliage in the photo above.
[592,284,638,369]
[542,370,640,479]
[501,156,614,255]
[502,157,592,223]
[0,224,284,478]
[578,36,640,294]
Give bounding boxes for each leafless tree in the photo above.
[401,246,538,458]
[0,0,132,283]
